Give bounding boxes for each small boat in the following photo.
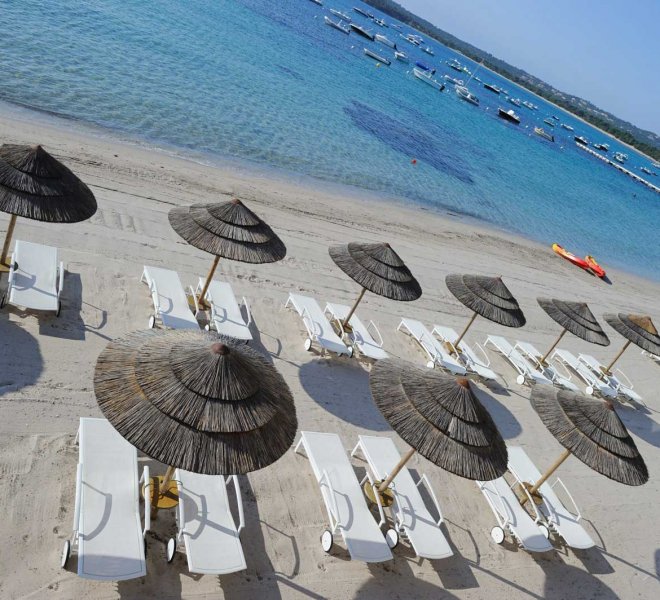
[443,75,464,86]
[508,97,522,107]
[552,244,592,273]
[413,67,445,91]
[447,59,463,72]
[375,33,396,48]
[522,100,534,110]
[560,123,574,131]
[473,76,482,83]
[551,115,559,120]
[585,255,606,278]
[402,33,422,46]
[640,166,654,175]
[574,136,589,145]
[394,50,409,62]
[543,118,556,128]
[309,0,323,5]
[364,47,390,65]
[534,127,554,142]
[415,61,430,71]
[613,153,626,164]
[455,85,479,105]
[498,108,520,124]
[353,7,370,18]
[350,23,374,40]
[391,24,402,31]
[422,46,434,55]
[374,18,387,27]
[483,83,501,94]
[329,8,351,21]
[324,16,350,34]
[593,143,609,151]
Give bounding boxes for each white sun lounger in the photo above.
[476,475,553,553]
[551,349,616,398]
[432,325,498,381]
[295,431,394,562]
[507,447,594,550]
[141,266,200,330]
[352,435,453,560]
[514,341,580,392]
[325,303,388,361]
[1,240,64,315]
[641,350,660,363]
[397,319,466,375]
[166,470,246,575]
[285,294,351,356]
[484,335,553,386]
[197,278,252,341]
[62,418,150,580]
[578,354,643,404]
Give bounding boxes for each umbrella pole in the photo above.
[197,255,220,308]
[520,448,571,506]
[605,340,631,373]
[540,329,567,364]
[342,287,367,328]
[159,465,176,494]
[378,448,416,492]
[454,312,478,347]
[1,214,17,267]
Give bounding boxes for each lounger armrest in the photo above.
[140,466,152,536]
[242,297,252,326]
[614,368,633,389]
[149,279,161,314]
[57,261,65,299]
[551,478,581,521]
[187,285,201,316]
[228,475,245,534]
[416,474,444,526]
[73,463,83,535]
[301,306,322,338]
[319,470,342,530]
[367,320,384,348]
[481,481,511,528]
[419,331,439,360]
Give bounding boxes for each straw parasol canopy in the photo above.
[536,298,610,362]
[169,198,286,305]
[368,359,508,497]
[0,144,97,265]
[524,386,648,503]
[328,242,421,326]
[602,313,660,371]
[94,329,297,479]
[445,273,526,346]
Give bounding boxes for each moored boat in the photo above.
[593,143,609,151]
[443,75,464,86]
[560,123,574,131]
[534,127,554,142]
[455,85,479,105]
[415,61,430,71]
[413,67,445,91]
[350,23,375,40]
[375,33,396,48]
[498,108,520,124]
[574,136,589,145]
[353,6,370,17]
[508,97,522,107]
[422,46,434,55]
[483,83,501,94]
[394,50,409,62]
[447,59,463,71]
[364,47,390,65]
[329,8,351,21]
[324,16,350,34]
[543,118,556,128]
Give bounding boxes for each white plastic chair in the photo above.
[141,266,200,329]
[352,435,453,560]
[432,325,498,381]
[507,446,594,549]
[1,240,64,315]
[397,318,466,374]
[285,294,351,356]
[295,431,395,562]
[198,278,252,341]
[514,341,579,392]
[578,354,643,404]
[551,349,617,398]
[325,302,388,361]
[166,470,247,574]
[62,418,150,580]
[483,335,553,386]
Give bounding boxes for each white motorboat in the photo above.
[324,16,350,34]
[375,33,396,48]
[329,8,351,21]
[364,47,391,65]
[309,0,323,5]
[534,127,554,142]
[374,17,387,27]
[447,59,463,72]
[498,108,520,124]
[413,67,445,91]
[508,97,522,107]
[455,85,479,105]
[560,123,574,131]
[443,75,464,86]
[394,50,409,62]
[422,46,434,56]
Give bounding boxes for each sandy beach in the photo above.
[0,110,659,600]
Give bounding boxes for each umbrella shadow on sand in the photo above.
[472,383,522,440]
[0,313,43,395]
[615,408,660,449]
[298,359,390,431]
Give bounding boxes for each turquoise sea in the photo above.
[1,0,658,279]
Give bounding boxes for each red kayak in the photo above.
[585,255,606,278]
[552,243,591,272]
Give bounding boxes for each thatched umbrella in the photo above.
[0,144,97,266]
[522,386,648,505]
[94,329,297,509]
[537,298,610,363]
[169,198,286,307]
[446,273,526,346]
[602,314,660,372]
[329,242,421,327]
[367,359,507,504]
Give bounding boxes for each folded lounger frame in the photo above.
[196,278,252,341]
[141,266,200,330]
[352,435,453,560]
[397,318,466,375]
[551,349,616,399]
[285,294,352,356]
[295,431,395,561]
[62,417,150,580]
[325,302,388,361]
[577,353,643,405]
[507,446,594,549]
[166,470,247,574]
[476,474,554,553]
[513,341,579,392]
[432,324,498,381]
[1,240,64,316]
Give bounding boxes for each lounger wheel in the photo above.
[320,529,333,553]
[426,360,435,369]
[585,386,594,396]
[385,528,399,549]
[304,338,313,352]
[166,538,176,563]
[148,315,156,329]
[204,324,210,332]
[347,347,354,358]
[60,540,71,569]
[516,375,525,385]
[491,526,505,544]
[539,524,550,539]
